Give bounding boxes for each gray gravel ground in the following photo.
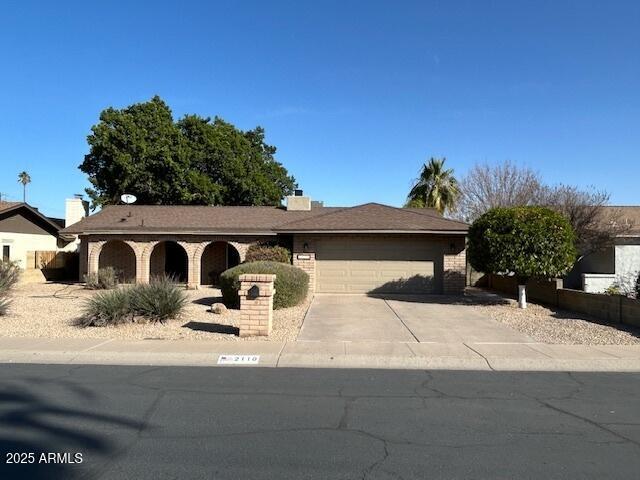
[471,293,640,345]
[0,282,310,341]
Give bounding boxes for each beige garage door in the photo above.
[315,237,442,294]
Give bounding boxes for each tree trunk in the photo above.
[518,285,527,309]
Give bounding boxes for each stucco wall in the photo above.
[615,244,640,291]
[0,232,59,269]
[564,248,614,289]
[582,273,616,293]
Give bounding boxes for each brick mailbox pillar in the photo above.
[238,274,276,337]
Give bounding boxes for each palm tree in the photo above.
[18,171,31,203]
[406,158,459,214]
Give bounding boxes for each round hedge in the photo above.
[468,206,576,282]
[220,261,309,309]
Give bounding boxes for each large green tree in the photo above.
[80,96,296,208]
[405,158,459,214]
[468,206,577,308]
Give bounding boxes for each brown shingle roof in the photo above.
[61,205,343,234]
[0,201,22,213]
[276,203,468,232]
[601,206,640,236]
[61,203,468,235]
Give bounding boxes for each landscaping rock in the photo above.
[211,303,228,315]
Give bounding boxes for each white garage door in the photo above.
[315,237,442,294]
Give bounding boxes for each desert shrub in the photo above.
[81,277,187,326]
[84,267,119,290]
[82,288,132,326]
[0,260,21,316]
[245,244,291,264]
[130,276,187,323]
[219,261,309,309]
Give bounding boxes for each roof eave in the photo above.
[274,229,468,234]
[71,230,278,236]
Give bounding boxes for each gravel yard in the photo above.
[1,282,310,341]
[470,292,640,345]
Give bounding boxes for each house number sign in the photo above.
[217,355,260,365]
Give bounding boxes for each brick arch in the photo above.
[228,241,248,262]
[149,240,189,283]
[98,240,137,282]
[198,241,241,286]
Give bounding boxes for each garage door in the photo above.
[315,237,441,294]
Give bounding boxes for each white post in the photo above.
[518,285,527,309]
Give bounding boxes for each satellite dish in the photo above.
[121,194,137,204]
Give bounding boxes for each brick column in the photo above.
[292,236,316,292]
[87,240,106,278]
[443,237,466,295]
[138,241,157,284]
[238,274,276,337]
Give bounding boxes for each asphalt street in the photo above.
[1,364,639,479]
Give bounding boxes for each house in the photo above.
[0,197,87,276]
[566,206,640,293]
[60,193,469,294]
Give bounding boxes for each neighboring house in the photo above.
[0,197,87,270]
[60,193,469,294]
[566,206,640,293]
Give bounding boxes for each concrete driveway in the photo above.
[298,294,533,343]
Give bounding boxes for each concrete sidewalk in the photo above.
[1,337,640,371]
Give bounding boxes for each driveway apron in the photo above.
[385,298,533,343]
[299,294,534,344]
[298,295,416,342]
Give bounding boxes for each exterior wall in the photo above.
[564,247,615,289]
[0,210,80,275]
[292,233,466,294]
[82,234,268,288]
[582,273,616,293]
[0,231,59,269]
[564,237,640,292]
[615,243,640,292]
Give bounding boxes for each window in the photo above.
[2,245,9,262]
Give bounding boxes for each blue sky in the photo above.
[1,0,638,218]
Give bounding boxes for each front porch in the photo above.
[82,235,269,288]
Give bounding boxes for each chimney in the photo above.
[286,189,311,211]
[65,195,89,227]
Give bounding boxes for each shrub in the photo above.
[604,284,621,296]
[130,276,187,323]
[220,261,309,309]
[0,260,21,316]
[84,267,119,290]
[81,277,187,326]
[82,288,132,326]
[468,206,576,308]
[245,244,291,264]
[636,273,640,299]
